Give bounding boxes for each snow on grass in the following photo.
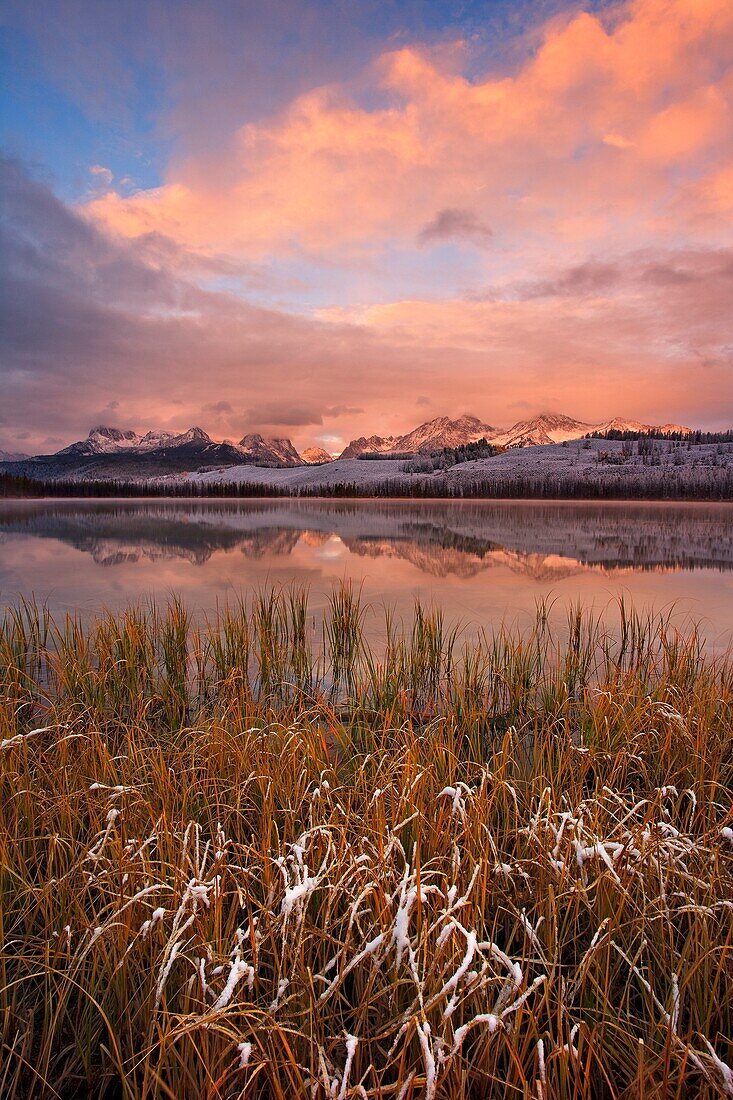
[1,594,732,1096]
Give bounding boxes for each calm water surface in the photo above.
[1,498,732,650]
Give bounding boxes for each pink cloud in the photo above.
[84,0,733,269]
[8,2,731,450]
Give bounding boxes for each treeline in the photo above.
[357,438,499,469]
[588,428,733,444]
[375,439,500,473]
[433,437,499,469]
[2,467,732,501]
[357,451,416,460]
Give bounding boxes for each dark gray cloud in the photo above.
[323,405,364,417]
[419,207,493,245]
[639,256,733,288]
[523,262,621,298]
[0,154,405,451]
[469,250,733,304]
[242,403,325,428]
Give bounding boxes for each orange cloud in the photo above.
[55,0,732,444]
[85,0,733,268]
[4,150,732,457]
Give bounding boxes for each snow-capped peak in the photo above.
[490,412,598,448]
[58,426,144,455]
[301,446,334,464]
[173,426,212,446]
[237,434,302,466]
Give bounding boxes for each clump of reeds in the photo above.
[0,589,732,1098]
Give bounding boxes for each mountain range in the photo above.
[0,412,694,481]
[58,425,302,465]
[0,425,301,481]
[337,412,692,457]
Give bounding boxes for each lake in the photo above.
[1,498,732,650]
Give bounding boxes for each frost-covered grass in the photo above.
[1,590,732,1098]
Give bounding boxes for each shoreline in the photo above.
[3,493,733,505]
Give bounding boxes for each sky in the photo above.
[1,0,732,455]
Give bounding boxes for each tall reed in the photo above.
[0,589,731,1098]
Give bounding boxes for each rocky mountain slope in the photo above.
[339,434,401,460]
[236,434,302,466]
[490,413,596,447]
[340,412,693,457]
[301,446,334,464]
[0,411,697,482]
[399,414,498,453]
[0,425,304,480]
[339,415,496,458]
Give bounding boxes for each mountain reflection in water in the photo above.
[1,499,732,645]
[1,499,731,573]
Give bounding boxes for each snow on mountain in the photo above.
[339,434,400,459]
[654,423,693,435]
[596,417,648,434]
[237,434,302,466]
[58,426,144,456]
[56,425,215,456]
[596,417,693,436]
[491,413,597,448]
[398,414,497,452]
[339,416,496,459]
[339,411,615,458]
[0,448,31,462]
[136,430,181,450]
[6,412,698,482]
[170,426,212,447]
[491,413,694,448]
[338,411,695,459]
[301,446,334,464]
[49,425,303,467]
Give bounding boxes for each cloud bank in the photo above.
[1,0,732,452]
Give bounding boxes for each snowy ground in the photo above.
[169,439,733,496]
[176,457,410,489]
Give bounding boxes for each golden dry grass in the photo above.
[1,590,732,1098]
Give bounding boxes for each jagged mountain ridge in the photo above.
[338,415,496,459]
[492,413,694,448]
[0,411,697,481]
[339,434,401,460]
[0,424,304,481]
[58,425,303,466]
[490,413,597,448]
[339,412,693,457]
[399,414,498,453]
[237,434,302,466]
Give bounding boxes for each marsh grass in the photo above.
[1,589,732,1098]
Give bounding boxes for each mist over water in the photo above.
[1,498,732,649]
